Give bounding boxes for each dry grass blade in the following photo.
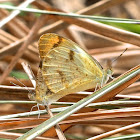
[35,1,140,46]
[45,105,66,140]
[88,122,140,140]
[56,16,140,47]
[62,107,140,125]
[0,0,134,59]
[1,107,140,132]
[0,131,58,140]
[22,62,66,140]
[77,0,131,15]
[15,65,140,139]
[21,62,36,88]
[0,15,45,84]
[0,0,35,28]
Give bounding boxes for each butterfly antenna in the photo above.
[12,76,33,94]
[111,48,128,64]
[10,81,20,87]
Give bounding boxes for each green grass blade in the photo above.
[10,71,29,79]
[100,21,140,34]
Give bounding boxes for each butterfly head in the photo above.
[102,67,113,86]
[106,68,113,78]
[101,48,127,86]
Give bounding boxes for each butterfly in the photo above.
[28,33,112,105]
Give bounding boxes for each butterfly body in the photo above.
[30,33,112,105]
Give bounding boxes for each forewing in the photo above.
[39,34,103,94]
[38,33,64,61]
[39,33,103,72]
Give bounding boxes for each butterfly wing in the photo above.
[39,33,103,70]
[39,34,103,98]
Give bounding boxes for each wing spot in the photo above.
[57,70,64,82]
[52,36,63,48]
[46,88,53,95]
[69,50,74,61]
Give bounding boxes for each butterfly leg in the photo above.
[29,104,40,118]
[101,74,105,88]
[94,83,99,92]
[29,104,37,117]
[37,104,41,119]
